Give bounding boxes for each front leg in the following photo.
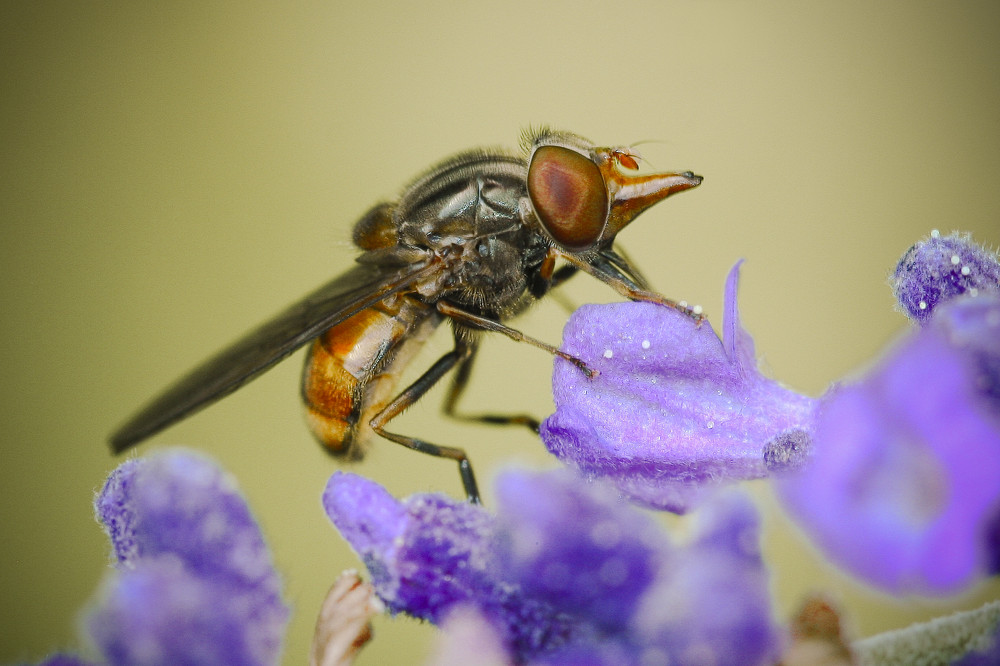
[436,301,597,378]
[553,247,705,323]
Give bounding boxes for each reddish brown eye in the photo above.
[527,145,608,250]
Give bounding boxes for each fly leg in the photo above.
[368,337,482,503]
[437,297,598,432]
[436,301,596,378]
[442,343,542,434]
[555,248,705,323]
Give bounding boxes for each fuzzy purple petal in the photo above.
[499,475,780,666]
[778,298,1000,593]
[93,457,142,566]
[891,231,1000,324]
[323,472,581,659]
[87,451,289,665]
[326,471,779,665]
[494,470,662,633]
[540,262,817,512]
[633,493,781,665]
[931,293,1000,412]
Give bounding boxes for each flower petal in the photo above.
[87,451,288,665]
[494,469,663,633]
[323,472,581,659]
[326,471,780,665]
[778,299,1000,593]
[633,493,781,666]
[541,262,817,512]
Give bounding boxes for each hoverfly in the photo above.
[109,128,702,502]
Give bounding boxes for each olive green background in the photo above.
[3,2,999,664]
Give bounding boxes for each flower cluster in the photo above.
[543,231,1000,594]
[30,231,1000,665]
[35,451,288,666]
[318,230,998,663]
[324,469,780,665]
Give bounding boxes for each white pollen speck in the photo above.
[603,348,613,359]
[707,420,714,429]
[951,254,961,265]
[931,229,940,238]
[692,304,703,315]
[641,339,650,349]
[919,300,928,310]
[961,265,971,276]
[679,300,688,308]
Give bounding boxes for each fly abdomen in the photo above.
[301,296,438,460]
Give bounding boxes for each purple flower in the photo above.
[323,471,583,659]
[493,471,658,633]
[324,470,780,665]
[891,230,1000,324]
[540,262,817,512]
[495,474,780,666]
[86,451,289,665]
[778,294,1000,593]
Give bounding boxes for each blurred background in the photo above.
[3,2,998,663]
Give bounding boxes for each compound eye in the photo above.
[527,145,608,250]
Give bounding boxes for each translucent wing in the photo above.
[109,260,436,453]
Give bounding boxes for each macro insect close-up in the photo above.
[109,128,702,502]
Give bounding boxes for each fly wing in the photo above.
[109,260,436,453]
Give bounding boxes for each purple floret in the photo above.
[778,295,1000,593]
[540,262,817,512]
[325,470,780,665]
[87,451,289,666]
[891,231,1000,324]
[323,472,582,659]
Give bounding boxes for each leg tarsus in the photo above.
[443,342,542,435]
[369,339,482,502]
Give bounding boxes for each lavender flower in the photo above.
[323,471,582,659]
[494,475,779,666]
[539,232,999,595]
[891,230,1000,323]
[778,293,1000,593]
[777,232,1000,594]
[540,262,818,512]
[324,470,780,665]
[86,451,289,665]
